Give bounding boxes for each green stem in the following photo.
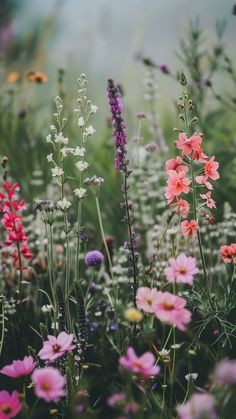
[0,301,5,357]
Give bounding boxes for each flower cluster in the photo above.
[0,181,33,270]
[107,79,127,171]
[136,287,192,331]
[220,243,236,263]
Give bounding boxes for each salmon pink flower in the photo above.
[165,156,187,173]
[195,175,213,190]
[175,132,202,157]
[181,220,199,237]
[119,347,160,377]
[38,331,76,362]
[171,198,190,218]
[220,244,236,263]
[153,291,191,331]
[0,356,35,378]
[192,147,208,163]
[136,287,160,313]
[166,170,191,198]
[204,156,219,180]
[0,391,21,419]
[31,367,65,402]
[164,253,198,285]
[200,191,216,209]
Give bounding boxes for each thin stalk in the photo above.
[0,301,5,356]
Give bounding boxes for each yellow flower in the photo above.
[124,307,143,323]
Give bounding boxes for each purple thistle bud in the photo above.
[85,250,104,267]
[18,108,27,119]
[107,79,128,171]
[159,64,170,74]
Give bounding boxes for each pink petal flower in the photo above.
[38,331,76,362]
[0,356,36,378]
[164,253,198,285]
[119,347,160,378]
[153,291,192,331]
[136,287,160,313]
[177,393,216,419]
[31,367,65,402]
[0,390,21,418]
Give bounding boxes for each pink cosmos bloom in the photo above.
[177,393,216,419]
[136,287,160,313]
[181,220,199,237]
[0,356,36,378]
[200,191,216,209]
[31,367,65,402]
[175,132,202,157]
[119,347,160,378]
[166,170,191,202]
[165,156,187,173]
[204,156,219,180]
[164,253,198,285]
[38,331,76,362]
[220,244,236,263]
[153,291,191,331]
[0,391,21,419]
[171,198,190,218]
[195,175,213,190]
[214,359,236,385]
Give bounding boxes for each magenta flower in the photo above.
[214,359,236,385]
[0,356,36,378]
[38,331,75,362]
[31,367,65,402]
[0,391,21,419]
[153,291,191,331]
[119,347,160,378]
[177,393,216,419]
[164,254,199,285]
[136,287,160,313]
[107,392,126,407]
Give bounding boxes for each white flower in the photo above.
[58,197,72,211]
[60,147,74,158]
[41,304,53,313]
[75,161,89,172]
[74,188,87,199]
[90,104,98,114]
[47,153,53,162]
[78,116,85,127]
[51,166,64,177]
[73,147,86,157]
[85,125,96,136]
[185,373,198,382]
[50,125,56,131]
[46,134,52,143]
[54,132,68,145]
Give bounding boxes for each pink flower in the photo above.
[0,391,21,419]
[192,147,209,163]
[177,393,216,419]
[181,220,199,237]
[153,291,191,331]
[119,347,160,378]
[195,175,213,190]
[38,331,76,362]
[200,191,216,209]
[171,198,190,218]
[107,392,126,407]
[164,254,198,285]
[165,170,191,202]
[0,356,36,378]
[175,132,202,157]
[165,156,187,173]
[220,244,236,263]
[214,359,236,385]
[136,287,160,313]
[204,156,219,180]
[31,367,65,402]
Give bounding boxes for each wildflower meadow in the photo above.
[0,1,236,418]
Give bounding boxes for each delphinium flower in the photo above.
[107,79,139,311]
[0,356,35,378]
[164,254,199,285]
[31,367,65,402]
[119,347,160,378]
[0,181,33,296]
[0,391,21,418]
[220,243,236,263]
[38,331,75,362]
[177,393,217,419]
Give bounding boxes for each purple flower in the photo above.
[159,64,170,74]
[85,250,104,267]
[107,79,127,171]
[18,108,27,119]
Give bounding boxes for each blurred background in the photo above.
[0,0,236,238]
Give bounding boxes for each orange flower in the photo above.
[6,71,21,84]
[27,71,48,83]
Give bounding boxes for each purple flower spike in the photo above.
[85,250,104,267]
